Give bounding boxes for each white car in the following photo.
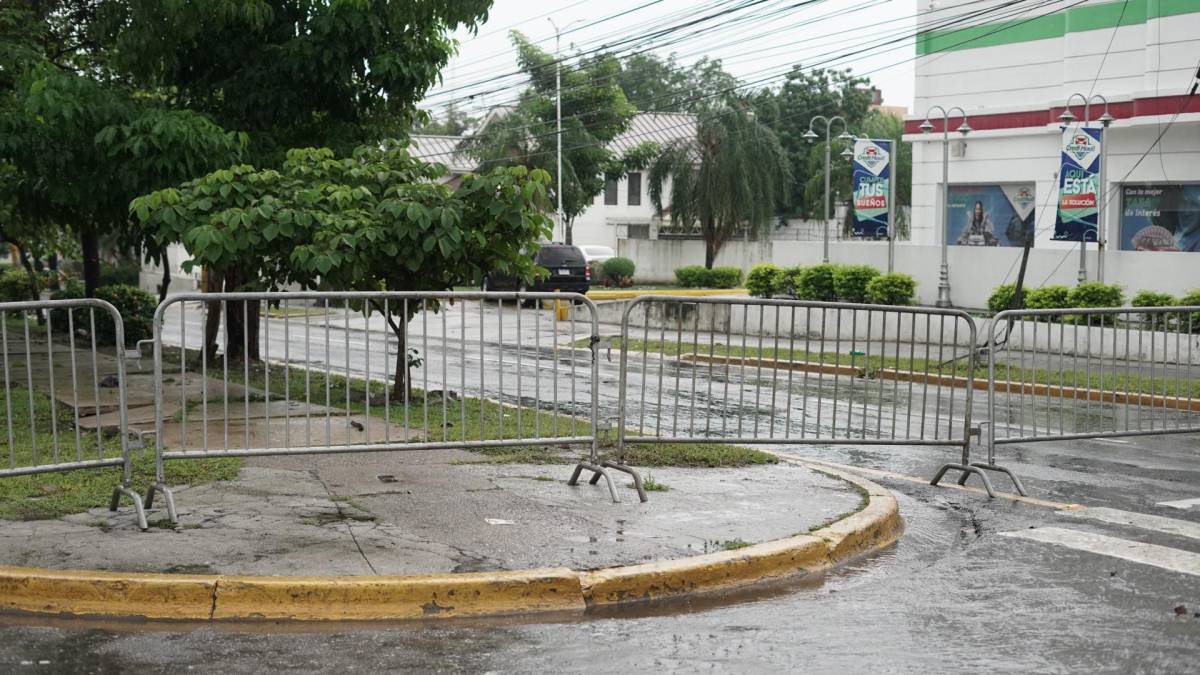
[577,245,616,264]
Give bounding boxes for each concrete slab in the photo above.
[0,449,861,577]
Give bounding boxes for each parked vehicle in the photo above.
[482,244,590,296]
[577,245,616,264]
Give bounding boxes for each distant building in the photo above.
[410,111,697,249]
[865,87,908,119]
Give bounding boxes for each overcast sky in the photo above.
[420,0,920,121]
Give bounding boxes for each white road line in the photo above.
[1158,497,1200,510]
[999,527,1200,577]
[1069,507,1200,541]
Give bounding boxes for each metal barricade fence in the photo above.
[610,296,994,494]
[0,298,146,528]
[147,291,620,525]
[979,306,1200,494]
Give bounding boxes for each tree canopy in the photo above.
[648,105,790,267]
[463,31,635,244]
[132,143,552,392]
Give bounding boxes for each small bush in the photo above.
[1180,289,1200,333]
[674,265,708,288]
[1068,282,1123,325]
[1025,285,1071,320]
[707,266,742,289]
[864,272,917,306]
[776,266,806,297]
[832,264,880,303]
[99,261,140,287]
[1132,290,1176,330]
[602,257,636,286]
[793,264,837,301]
[52,282,155,346]
[988,284,1017,314]
[745,263,782,298]
[0,267,37,303]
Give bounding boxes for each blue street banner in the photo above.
[1053,126,1101,242]
[851,139,892,238]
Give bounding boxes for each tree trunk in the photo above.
[203,267,222,362]
[223,268,246,362]
[158,250,171,303]
[15,244,45,325]
[80,223,101,297]
[564,216,573,245]
[247,297,261,361]
[703,216,718,269]
[390,320,409,401]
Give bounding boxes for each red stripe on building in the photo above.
[905,94,1200,134]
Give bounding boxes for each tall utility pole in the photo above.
[919,106,971,308]
[803,116,855,264]
[548,18,582,243]
[1058,93,1113,284]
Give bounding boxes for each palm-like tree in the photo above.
[648,106,790,267]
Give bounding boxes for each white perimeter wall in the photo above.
[621,237,1200,310]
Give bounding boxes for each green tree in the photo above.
[415,102,479,136]
[616,54,742,113]
[753,66,873,218]
[132,143,552,394]
[463,31,635,244]
[647,105,790,268]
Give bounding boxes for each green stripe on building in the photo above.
[916,0,1198,56]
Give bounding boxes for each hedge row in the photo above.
[987,283,1200,330]
[674,265,743,288]
[746,263,916,306]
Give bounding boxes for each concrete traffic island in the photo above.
[0,450,901,622]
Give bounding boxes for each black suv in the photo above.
[482,244,590,295]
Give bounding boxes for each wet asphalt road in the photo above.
[3,302,1199,672]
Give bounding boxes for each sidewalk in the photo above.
[0,447,863,576]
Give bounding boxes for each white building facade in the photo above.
[906,0,1200,305]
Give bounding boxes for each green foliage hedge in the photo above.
[602,257,635,285]
[0,267,37,304]
[673,265,742,289]
[988,284,1017,314]
[746,263,782,298]
[832,265,880,304]
[51,282,156,346]
[793,264,837,301]
[864,273,917,306]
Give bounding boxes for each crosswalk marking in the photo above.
[1157,497,1200,510]
[1070,507,1200,541]
[999,527,1200,577]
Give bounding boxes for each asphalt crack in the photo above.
[310,468,379,575]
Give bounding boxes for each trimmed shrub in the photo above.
[52,282,156,346]
[864,272,917,306]
[1180,289,1200,333]
[793,264,837,301]
[674,265,708,288]
[602,257,635,286]
[987,284,1017,314]
[1068,282,1123,325]
[746,263,782,297]
[776,266,806,297]
[0,267,37,303]
[99,261,140,287]
[832,264,880,303]
[1131,290,1176,330]
[708,266,743,289]
[1025,285,1071,320]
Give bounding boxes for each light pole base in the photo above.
[935,263,952,307]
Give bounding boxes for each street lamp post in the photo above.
[803,116,855,264]
[1058,93,1113,284]
[919,106,972,308]
[548,18,583,243]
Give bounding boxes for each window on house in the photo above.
[627,172,642,206]
[604,178,619,205]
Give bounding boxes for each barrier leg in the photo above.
[569,462,621,503]
[144,482,179,525]
[931,463,996,498]
[110,484,150,531]
[601,460,648,503]
[967,463,1028,496]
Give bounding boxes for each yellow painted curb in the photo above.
[212,568,584,621]
[0,566,216,620]
[581,463,902,607]
[0,463,899,621]
[587,289,747,300]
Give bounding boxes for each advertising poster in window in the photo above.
[1052,127,1101,242]
[1119,184,1200,252]
[850,139,891,238]
[946,184,1036,247]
